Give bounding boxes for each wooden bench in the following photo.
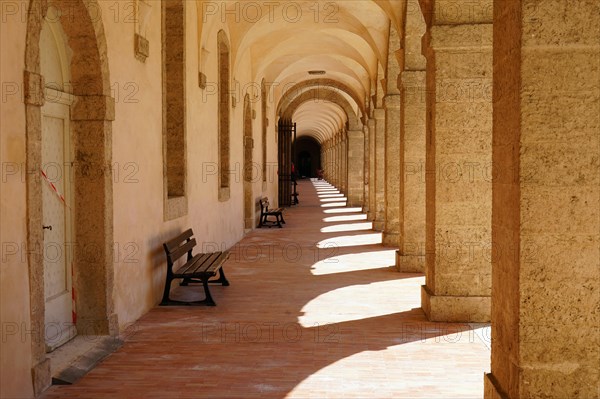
[258,197,285,228]
[161,229,229,306]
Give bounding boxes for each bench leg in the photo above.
[160,275,174,305]
[161,274,222,306]
[209,267,230,286]
[280,213,286,224]
[202,277,216,306]
[264,215,273,228]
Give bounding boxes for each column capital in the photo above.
[383,94,401,109]
[423,0,493,26]
[347,129,364,138]
[401,70,426,82]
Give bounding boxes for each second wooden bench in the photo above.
[258,197,285,228]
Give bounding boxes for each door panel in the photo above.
[42,100,75,351]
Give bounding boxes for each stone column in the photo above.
[323,141,330,182]
[362,123,370,214]
[334,135,340,188]
[327,141,332,182]
[396,70,426,272]
[373,108,386,231]
[484,1,599,398]
[347,129,364,206]
[324,142,328,181]
[340,131,348,195]
[367,119,376,220]
[330,137,336,186]
[421,10,493,322]
[382,94,401,246]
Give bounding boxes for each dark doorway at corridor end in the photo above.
[294,136,321,178]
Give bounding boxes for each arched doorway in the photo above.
[294,136,321,178]
[39,14,76,351]
[25,0,115,393]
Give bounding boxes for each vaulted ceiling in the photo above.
[199,0,408,143]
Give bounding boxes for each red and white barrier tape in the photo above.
[40,169,71,209]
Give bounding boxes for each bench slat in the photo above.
[176,253,211,275]
[168,238,197,263]
[205,251,229,272]
[190,252,222,274]
[164,228,194,252]
[173,253,203,276]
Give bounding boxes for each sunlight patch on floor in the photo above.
[323,214,368,223]
[311,250,396,275]
[298,277,423,327]
[320,222,373,233]
[322,207,363,214]
[317,233,382,247]
[315,188,339,192]
[320,197,348,203]
[321,202,348,207]
[287,327,489,399]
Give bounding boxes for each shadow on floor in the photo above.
[40,180,490,399]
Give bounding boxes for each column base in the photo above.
[32,357,51,396]
[484,373,507,399]
[421,285,490,322]
[395,250,425,273]
[382,231,399,247]
[373,220,385,231]
[347,198,363,208]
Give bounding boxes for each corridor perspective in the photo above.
[1,0,598,398]
[39,180,491,398]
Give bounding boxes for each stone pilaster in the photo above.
[367,119,376,221]
[324,141,329,182]
[323,140,329,182]
[485,1,600,398]
[325,140,330,183]
[347,129,364,206]
[421,13,493,322]
[340,131,348,195]
[382,94,401,246]
[329,136,338,187]
[335,135,341,188]
[396,70,427,273]
[362,123,370,214]
[373,108,386,231]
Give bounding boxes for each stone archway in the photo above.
[281,88,362,131]
[24,0,115,394]
[276,79,366,119]
[279,87,364,205]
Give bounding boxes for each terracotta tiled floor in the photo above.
[41,180,490,398]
